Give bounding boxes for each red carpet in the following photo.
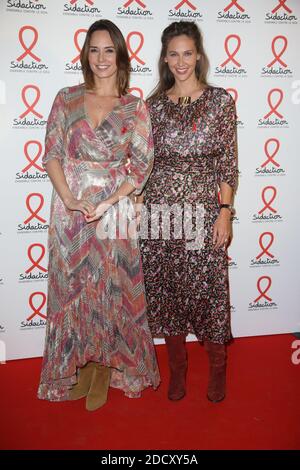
[1,334,299,450]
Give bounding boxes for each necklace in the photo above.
[86,92,120,111]
[171,85,206,106]
[178,96,192,106]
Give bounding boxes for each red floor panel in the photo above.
[0,334,299,450]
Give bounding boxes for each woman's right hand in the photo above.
[63,196,95,217]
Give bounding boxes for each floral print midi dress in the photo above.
[141,87,238,344]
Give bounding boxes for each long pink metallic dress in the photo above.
[38,84,160,401]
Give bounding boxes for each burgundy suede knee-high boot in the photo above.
[165,335,187,401]
[204,341,227,403]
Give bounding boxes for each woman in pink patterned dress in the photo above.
[140,21,238,403]
[38,20,160,411]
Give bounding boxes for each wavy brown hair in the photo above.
[149,21,210,101]
[80,19,130,96]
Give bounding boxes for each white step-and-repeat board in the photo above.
[0,0,299,360]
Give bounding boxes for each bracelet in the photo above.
[219,204,235,215]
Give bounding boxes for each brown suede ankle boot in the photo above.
[165,335,187,401]
[204,341,227,403]
[85,363,111,412]
[68,362,94,400]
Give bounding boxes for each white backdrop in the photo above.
[0,0,300,361]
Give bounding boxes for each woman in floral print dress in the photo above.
[38,20,160,411]
[140,21,238,402]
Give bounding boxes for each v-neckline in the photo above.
[82,91,125,132]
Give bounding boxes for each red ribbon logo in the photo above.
[126,32,145,65]
[71,29,87,64]
[70,0,94,4]
[175,0,196,10]
[258,186,277,214]
[22,140,44,173]
[256,232,275,260]
[254,276,272,302]
[128,87,144,99]
[24,193,46,224]
[19,85,43,119]
[271,0,292,14]
[262,138,280,168]
[124,0,146,7]
[226,88,238,103]
[221,34,241,67]
[27,292,47,321]
[26,243,47,273]
[17,25,41,62]
[224,0,245,12]
[267,36,288,68]
[264,89,284,119]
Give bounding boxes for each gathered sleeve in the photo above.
[126,99,154,195]
[216,91,238,190]
[42,89,66,168]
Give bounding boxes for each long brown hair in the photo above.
[80,19,130,96]
[149,21,210,101]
